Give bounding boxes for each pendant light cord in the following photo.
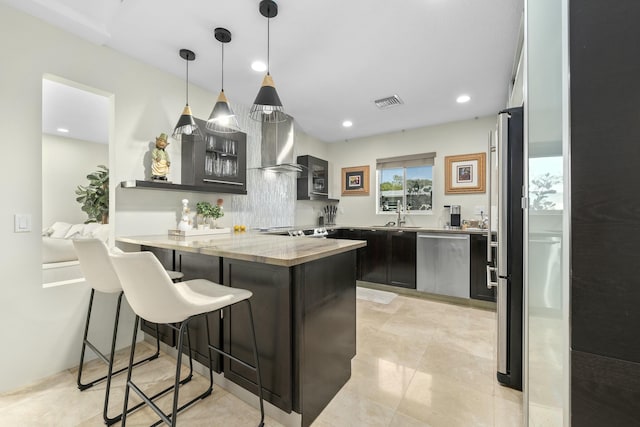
[221,43,225,91]
[267,16,270,75]
[185,57,190,105]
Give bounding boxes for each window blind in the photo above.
[376,152,436,169]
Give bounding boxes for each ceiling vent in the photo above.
[374,94,404,109]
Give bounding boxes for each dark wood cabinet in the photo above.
[389,231,416,288]
[334,228,362,279]
[569,2,640,423]
[296,155,329,200]
[335,228,489,296]
[359,229,389,284]
[181,117,247,194]
[138,247,223,371]
[140,246,176,346]
[222,259,293,412]
[293,251,356,426]
[126,241,359,426]
[175,251,223,372]
[357,229,416,289]
[469,234,495,301]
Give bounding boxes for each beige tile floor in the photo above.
[0,293,522,426]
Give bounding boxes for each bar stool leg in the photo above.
[103,291,124,425]
[76,288,96,391]
[121,315,139,427]
[245,300,265,427]
[76,289,162,425]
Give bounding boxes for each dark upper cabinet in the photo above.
[297,155,329,200]
[389,231,417,289]
[181,117,247,194]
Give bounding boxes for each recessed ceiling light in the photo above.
[57,128,69,133]
[456,94,471,104]
[342,120,353,128]
[251,61,267,72]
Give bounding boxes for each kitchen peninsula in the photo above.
[117,232,366,427]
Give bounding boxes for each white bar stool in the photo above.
[73,239,187,425]
[110,250,265,427]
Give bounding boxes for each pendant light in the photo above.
[173,49,200,139]
[206,28,241,133]
[250,0,287,123]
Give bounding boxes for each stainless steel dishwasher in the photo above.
[416,233,470,298]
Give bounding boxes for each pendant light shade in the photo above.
[250,0,287,123]
[207,28,241,133]
[173,49,200,139]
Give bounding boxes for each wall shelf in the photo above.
[120,180,247,195]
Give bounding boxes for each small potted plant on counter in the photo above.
[196,200,224,229]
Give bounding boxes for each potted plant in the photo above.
[196,201,224,229]
[75,165,109,224]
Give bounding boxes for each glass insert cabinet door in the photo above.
[204,134,238,178]
[296,155,329,200]
[181,117,247,194]
[311,161,327,195]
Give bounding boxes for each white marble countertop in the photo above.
[117,232,366,267]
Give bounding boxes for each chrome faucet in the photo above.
[397,202,406,227]
[480,210,488,229]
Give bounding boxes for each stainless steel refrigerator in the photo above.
[487,106,523,390]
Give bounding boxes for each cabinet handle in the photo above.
[202,179,243,186]
[417,234,469,240]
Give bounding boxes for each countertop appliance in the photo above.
[417,233,470,298]
[444,205,461,229]
[487,106,524,390]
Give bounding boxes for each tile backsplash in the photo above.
[231,105,295,229]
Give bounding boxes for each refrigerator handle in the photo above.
[497,112,509,278]
[487,131,495,263]
[497,277,508,374]
[486,265,498,289]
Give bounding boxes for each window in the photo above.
[376,153,434,214]
[529,156,563,211]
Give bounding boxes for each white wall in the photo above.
[0,4,224,393]
[42,135,108,227]
[324,117,495,229]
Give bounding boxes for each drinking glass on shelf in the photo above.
[213,154,222,176]
[206,135,214,151]
[223,158,231,176]
[205,154,213,175]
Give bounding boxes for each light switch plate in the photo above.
[14,213,32,233]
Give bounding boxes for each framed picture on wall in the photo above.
[341,165,370,196]
[444,152,486,194]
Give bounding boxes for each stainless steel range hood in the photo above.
[261,114,304,172]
